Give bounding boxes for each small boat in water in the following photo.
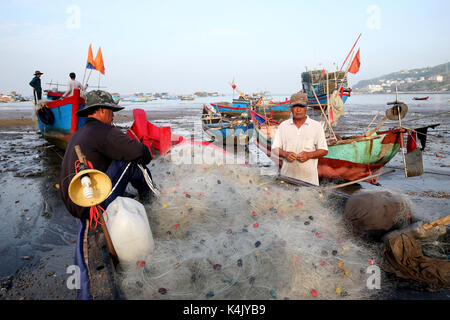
[202,105,254,145]
[413,96,429,101]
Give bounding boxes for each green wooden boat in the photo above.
[251,110,404,182]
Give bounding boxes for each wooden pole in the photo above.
[337,51,355,94]
[365,116,387,137]
[395,84,408,178]
[81,68,87,89]
[423,215,450,230]
[85,69,93,88]
[340,33,362,71]
[74,145,120,266]
[311,85,338,141]
[321,169,395,191]
[362,111,380,136]
[326,71,330,124]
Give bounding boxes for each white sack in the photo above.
[105,197,154,264]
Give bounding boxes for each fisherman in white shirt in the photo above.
[271,93,328,186]
[60,72,88,99]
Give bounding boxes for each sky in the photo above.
[0,0,449,95]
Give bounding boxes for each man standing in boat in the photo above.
[59,90,154,220]
[60,72,88,99]
[271,93,328,186]
[29,70,43,104]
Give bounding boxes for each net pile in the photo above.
[117,144,381,300]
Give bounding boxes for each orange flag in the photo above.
[348,48,360,74]
[86,44,96,69]
[94,47,105,75]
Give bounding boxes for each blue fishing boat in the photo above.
[211,98,291,120]
[301,70,351,107]
[305,90,350,106]
[202,105,254,145]
[36,88,87,149]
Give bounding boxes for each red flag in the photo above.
[407,130,417,153]
[321,68,326,77]
[348,48,360,74]
[230,77,237,90]
[94,47,105,75]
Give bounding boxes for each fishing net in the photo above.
[383,233,450,289]
[344,189,412,241]
[116,144,383,300]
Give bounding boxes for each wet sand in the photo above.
[0,106,202,300]
[0,96,449,300]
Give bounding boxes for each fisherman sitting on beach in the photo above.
[60,72,88,99]
[59,90,154,220]
[271,93,328,186]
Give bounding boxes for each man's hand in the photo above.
[286,152,297,163]
[297,152,310,163]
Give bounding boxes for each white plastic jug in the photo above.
[104,197,154,264]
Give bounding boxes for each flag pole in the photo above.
[85,69,93,88]
[81,68,87,89]
[337,50,356,94]
[340,33,362,71]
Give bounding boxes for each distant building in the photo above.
[368,84,383,93]
[429,75,443,82]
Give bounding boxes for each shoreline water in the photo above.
[0,94,448,300]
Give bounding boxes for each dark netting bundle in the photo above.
[343,190,411,241]
[383,233,450,289]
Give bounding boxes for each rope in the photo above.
[107,162,131,198]
[401,111,450,122]
[400,125,442,138]
[74,159,109,230]
[138,164,161,197]
[384,166,450,176]
[89,205,108,230]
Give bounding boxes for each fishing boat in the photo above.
[211,98,291,120]
[111,93,121,103]
[130,97,148,102]
[36,88,87,150]
[413,96,429,101]
[201,105,254,145]
[301,70,351,107]
[251,110,404,183]
[35,89,182,153]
